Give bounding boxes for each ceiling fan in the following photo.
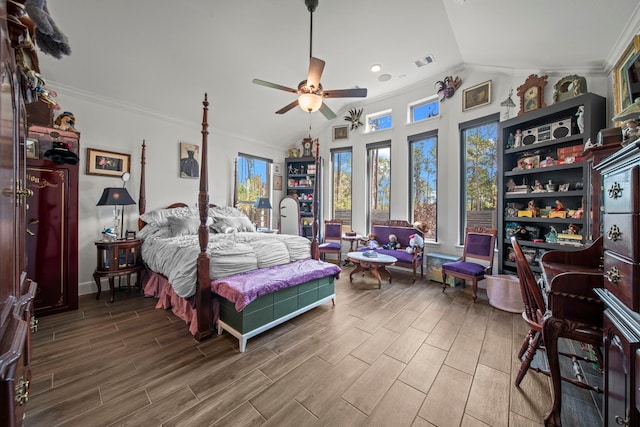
[252,0,367,120]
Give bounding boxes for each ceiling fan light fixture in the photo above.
[298,93,323,112]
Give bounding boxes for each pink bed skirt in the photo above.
[143,271,205,336]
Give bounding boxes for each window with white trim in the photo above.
[409,96,439,123]
[366,109,392,133]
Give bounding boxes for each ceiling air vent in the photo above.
[414,55,435,68]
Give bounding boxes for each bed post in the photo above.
[310,138,320,260]
[138,140,146,230]
[195,94,213,341]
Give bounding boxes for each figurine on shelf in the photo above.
[531,180,545,193]
[527,199,538,215]
[575,106,585,134]
[545,226,558,243]
[553,200,565,211]
[514,129,523,148]
[507,133,515,149]
[568,224,580,235]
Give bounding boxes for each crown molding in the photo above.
[46,80,278,150]
[603,5,640,72]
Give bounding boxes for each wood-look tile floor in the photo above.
[25,266,602,427]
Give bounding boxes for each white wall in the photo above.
[53,68,611,295]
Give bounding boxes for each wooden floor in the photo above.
[25,266,602,427]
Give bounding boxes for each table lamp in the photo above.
[253,197,271,229]
[96,186,136,239]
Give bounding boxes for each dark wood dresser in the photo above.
[594,139,640,427]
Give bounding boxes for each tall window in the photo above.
[409,131,437,240]
[459,113,499,243]
[331,148,352,232]
[367,142,391,229]
[236,153,271,228]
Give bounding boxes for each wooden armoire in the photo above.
[1,1,38,425]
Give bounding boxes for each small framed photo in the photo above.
[179,142,200,179]
[26,138,38,159]
[559,183,570,192]
[273,175,283,191]
[463,80,492,111]
[86,148,131,177]
[332,124,349,141]
[272,163,282,175]
[125,230,137,240]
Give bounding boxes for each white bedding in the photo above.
[139,226,311,298]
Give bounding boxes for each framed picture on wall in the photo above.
[86,148,131,177]
[179,142,200,179]
[463,80,492,111]
[332,124,349,141]
[613,35,640,116]
[273,175,283,191]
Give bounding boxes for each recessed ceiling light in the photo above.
[370,64,382,73]
[378,73,392,82]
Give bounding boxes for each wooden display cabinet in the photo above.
[497,93,606,275]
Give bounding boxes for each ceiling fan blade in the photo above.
[276,99,299,115]
[322,88,368,98]
[319,102,336,120]
[306,57,325,91]
[252,79,298,93]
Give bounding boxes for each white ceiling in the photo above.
[39,0,640,146]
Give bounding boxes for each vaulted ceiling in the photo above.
[38,0,640,146]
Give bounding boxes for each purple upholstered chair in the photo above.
[442,227,497,301]
[319,220,343,264]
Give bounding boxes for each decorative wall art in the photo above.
[343,108,363,130]
[273,175,283,191]
[86,148,131,177]
[435,75,462,101]
[463,80,492,111]
[332,124,349,140]
[272,163,282,175]
[613,35,640,116]
[179,142,200,179]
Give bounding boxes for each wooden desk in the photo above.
[93,239,145,303]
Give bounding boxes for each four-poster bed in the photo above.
[137,94,340,350]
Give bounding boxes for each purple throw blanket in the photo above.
[212,258,341,311]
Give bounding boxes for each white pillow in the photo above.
[167,216,213,237]
[140,206,198,226]
[210,216,255,234]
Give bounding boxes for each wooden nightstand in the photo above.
[93,239,145,302]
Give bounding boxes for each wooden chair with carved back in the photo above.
[442,227,497,301]
[511,236,604,426]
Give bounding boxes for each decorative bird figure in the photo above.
[344,108,364,130]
